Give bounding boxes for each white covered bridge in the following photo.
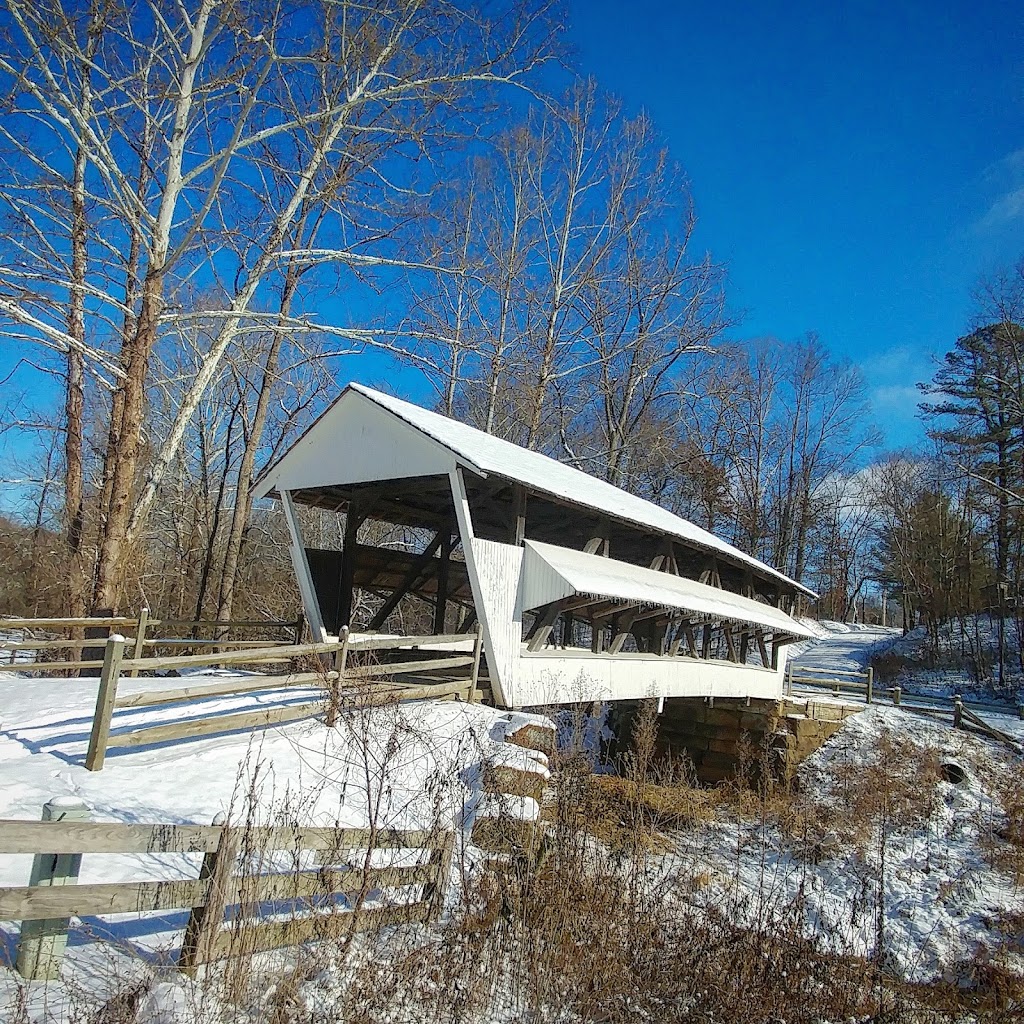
[253,384,816,709]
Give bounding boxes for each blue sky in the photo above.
[567,0,1023,447]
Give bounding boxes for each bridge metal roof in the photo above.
[254,382,814,598]
[521,541,816,638]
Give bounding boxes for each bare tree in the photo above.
[0,0,558,614]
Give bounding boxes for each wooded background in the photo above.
[0,1,1022,683]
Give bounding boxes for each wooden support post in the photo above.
[129,607,149,678]
[663,541,679,575]
[891,686,901,706]
[281,490,327,643]
[15,798,90,980]
[723,625,737,662]
[1018,704,1024,721]
[510,484,527,545]
[701,623,712,660]
[433,528,453,635]
[785,660,793,697]
[683,622,698,657]
[337,506,363,631]
[561,611,573,649]
[179,819,238,975]
[738,629,749,664]
[527,604,561,652]
[368,532,445,631]
[449,467,510,709]
[422,834,455,922]
[865,666,874,704]
[952,694,963,730]
[469,623,484,702]
[609,614,638,655]
[85,636,125,772]
[292,612,305,645]
[327,627,350,727]
[756,630,771,669]
[665,621,683,656]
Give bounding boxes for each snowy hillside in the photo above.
[2,627,1023,1021]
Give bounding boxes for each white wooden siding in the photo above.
[520,540,577,611]
[255,395,455,498]
[468,538,525,705]
[513,650,784,707]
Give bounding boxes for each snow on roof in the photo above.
[347,385,812,596]
[521,540,817,638]
[256,382,813,596]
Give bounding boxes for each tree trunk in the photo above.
[215,276,298,628]
[92,273,162,614]
[65,141,88,619]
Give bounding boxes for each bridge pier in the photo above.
[611,696,862,785]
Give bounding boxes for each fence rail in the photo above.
[786,660,1024,748]
[0,802,452,980]
[1,610,305,674]
[785,662,875,702]
[83,624,484,770]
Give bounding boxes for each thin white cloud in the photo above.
[870,383,921,409]
[978,185,1024,230]
[975,147,1024,233]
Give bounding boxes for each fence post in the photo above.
[292,612,305,645]
[785,661,793,697]
[15,798,90,981]
[85,635,125,772]
[327,627,350,727]
[129,607,149,678]
[891,686,901,707]
[179,816,237,975]
[865,667,874,704]
[1018,704,1024,721]
[423,832,455,922]
[469,623,484,702]
[953,694,964,730]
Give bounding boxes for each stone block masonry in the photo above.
[611,697,862,785]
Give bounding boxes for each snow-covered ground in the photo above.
[790,620,899,675]
[699,620,1024,981]
[677,702,1024,983]
[2,625,1023,1019]
[0,666,540,1019]
[874,616,1024,704]
[791,619,1024,721]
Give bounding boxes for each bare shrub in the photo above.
[871,649,911,685]
[983,758,1024,885]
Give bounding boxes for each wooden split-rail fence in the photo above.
[0,611,305,674]
[81,626,484,771]
[785,661,1024,748]
[1,614,484,770]
[0,800,453,980]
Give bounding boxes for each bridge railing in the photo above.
[785,662,875,702]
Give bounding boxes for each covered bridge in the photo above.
[252,383,816,709]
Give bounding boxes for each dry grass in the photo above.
[986,759,1024,884]
[6,699,1024,1024]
